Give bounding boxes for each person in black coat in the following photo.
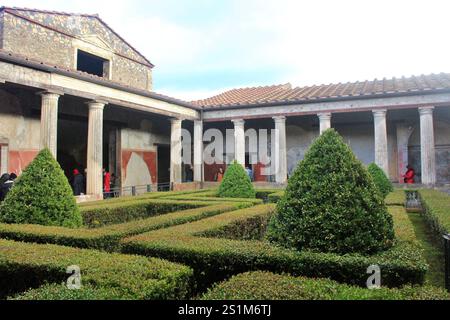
[0,173,16,201]
[0,173,10,201]
[72,169,85,196]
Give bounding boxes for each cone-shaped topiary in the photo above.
[267,129,394,255]
[218,161,256,198]
[0,149,82,228]
[367,163,394,199]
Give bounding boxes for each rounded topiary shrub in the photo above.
[0,149,82,228]
[367,163,394,199]
[267,129,394,255]
[217,161,256,198]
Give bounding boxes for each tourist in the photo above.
[215,167,225,182]
[245,166,254,182]
[185,164,194,182]
[0,173,10,201]
[72,169,84,196]
[0,173,16,201]
[103,169,111,198]
[403,165,415,184]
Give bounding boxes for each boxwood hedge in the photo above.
[201,271,448,300]
[78,188,214,209]
[121,203,427,290]
[0,202,248,251]
[418,189,450,237]
[80,199,204,228]
[0,239,192,300]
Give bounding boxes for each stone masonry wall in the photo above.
[1,11,153,91]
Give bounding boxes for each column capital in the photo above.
[418,106,434,115]
[272,116,286,123]
[86,100,106,110]
[37,89,64,98]
[317,112,332,120]
[231,119,245,126]
[372,109,387,117]
[170,118,183,125]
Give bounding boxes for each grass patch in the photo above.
[407,211,446,288]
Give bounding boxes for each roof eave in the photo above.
[200,89,450,111]
[0,51,198,110]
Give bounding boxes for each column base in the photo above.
[75,194,104,203]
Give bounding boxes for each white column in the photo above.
[273,116,287,184]
[372,109,389,175]
[39,92,60,158]
[86,101,105,197]
[318,112,331,134]
[170,118,183,185]
[232,119,245,166]
[193,120,203,182]
[419,106,436,185]
[0,144,8,174]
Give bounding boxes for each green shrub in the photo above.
[0,202,247,251]
[11,283,128,300]
[418,189,450,237]
[267,191,284,203]
[201,271,448,300]
[160,195,262,204]
[81,200,203,228]
[368,163,394,198]
[121,204,427,290]
[0,149,82,228]
[267,129,395,255]
[0,239,192,300]
[197,210,271,241]
[385,190,406,206]
[218,161,256,198]
[78,188,213,208]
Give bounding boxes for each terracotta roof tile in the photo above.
[193,73,450,108]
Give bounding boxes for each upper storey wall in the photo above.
[0,10,153,91]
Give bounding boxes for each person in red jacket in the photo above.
[103,169,111,198]
[403,165,415,184]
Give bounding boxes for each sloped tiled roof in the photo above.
[193,73,450,108]
[0,6,154,67]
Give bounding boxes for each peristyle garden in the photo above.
[0,129,449,300]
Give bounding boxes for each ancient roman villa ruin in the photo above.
[1,7,450,201]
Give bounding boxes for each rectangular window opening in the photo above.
[77,50,109,78]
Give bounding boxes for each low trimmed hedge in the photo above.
[78,189,214,209]
[201,271,448,300]
[385,190,407,206]
[157,195,263,205]
[267,191,284,203]
[81,200,204,228]
[0,202,248,251]
[418,189,450,237]
[0,239,192,300]
[197,210,271,241]
[121,204,427,290]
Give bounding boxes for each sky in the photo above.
[2,0,450,100]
